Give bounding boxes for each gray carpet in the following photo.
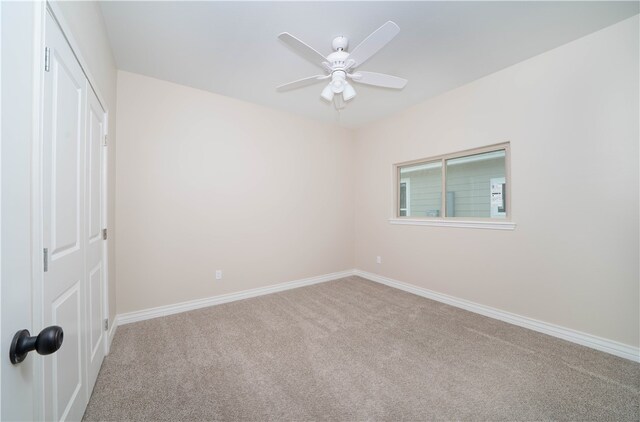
[83,276,640,421]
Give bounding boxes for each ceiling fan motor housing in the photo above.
[327,50,350,69]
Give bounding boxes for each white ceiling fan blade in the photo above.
[278,32,328,69]
[276,75,329,92]
[348,21,400,68]
[349,71,407,89]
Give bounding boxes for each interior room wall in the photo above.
[115,71,354,314]
[55,1,118,324]
[353,16,639,348]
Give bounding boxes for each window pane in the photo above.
[399,161,442,217]
[445,150,506,218]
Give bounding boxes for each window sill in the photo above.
[388,218,516,231]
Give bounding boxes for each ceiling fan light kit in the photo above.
[321,84,334,102]
[276,21,408,110]
[342,83,356,101]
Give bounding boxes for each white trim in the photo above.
[117,270,356,325]
[100,103,109,357]
[354,270,640,362]
[114,268,638,362]
[389,218,516,230]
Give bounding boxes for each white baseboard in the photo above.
[113,267,638,362]
[354,269,640,363]
[117,269,356,326]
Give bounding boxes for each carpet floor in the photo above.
[83,276,639,421]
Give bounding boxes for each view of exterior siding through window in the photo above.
[399,161,442,217]
[398,148,507,219]
[445,150,506,218]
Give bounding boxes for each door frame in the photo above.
[31,2,111,418]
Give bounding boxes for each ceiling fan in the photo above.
[276,21,408,110]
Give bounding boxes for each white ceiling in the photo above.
[99,1,638,128]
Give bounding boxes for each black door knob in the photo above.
[9,326,64,364]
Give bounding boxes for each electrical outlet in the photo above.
[376,256,382,264]
[215,270,223,280]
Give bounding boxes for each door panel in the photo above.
[50,52,82,259]
[51,282,82,421]
[42,11,88,422]
[88,263,103,360]
[85,87,106,394]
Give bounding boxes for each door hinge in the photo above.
[104,318,109,331]
[44,47,50,72]
[103,135,107,147]
[43,248,49,272]
[102,228,107,240]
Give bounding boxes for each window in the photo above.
[393,143,513,229]
[399,161,442,217]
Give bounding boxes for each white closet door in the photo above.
[42,11,88,421]
[85,87,106,393]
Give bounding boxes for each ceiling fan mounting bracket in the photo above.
[332,36,348,51]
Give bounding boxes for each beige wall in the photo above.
[353,16,639,347]
[56,1,119,323]
[114,16,637,349]
[115,71,354,313]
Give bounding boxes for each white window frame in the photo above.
[390,142,515,230]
